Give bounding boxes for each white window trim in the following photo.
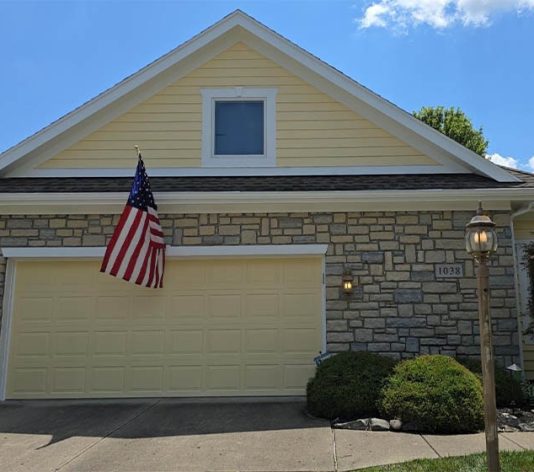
[201,87,277,167]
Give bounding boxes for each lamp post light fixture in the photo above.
[465,203,500,472]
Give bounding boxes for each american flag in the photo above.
[100,156,166,288]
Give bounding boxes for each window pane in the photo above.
[214,101,264,155]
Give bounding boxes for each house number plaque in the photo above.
[435,264,464,278]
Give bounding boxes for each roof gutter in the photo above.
[0,188,531,215]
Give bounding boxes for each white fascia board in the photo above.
[20,165,451,178]
[0,189,528,215]
[1,244,329,260]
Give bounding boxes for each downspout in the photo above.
[511,202,534,377]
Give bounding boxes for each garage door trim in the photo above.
[0,244,328,400]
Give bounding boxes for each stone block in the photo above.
[327,332,354,343]
[278,217,302,228]
[394,288,423,303]
[422,282,457,293]
[411,271,434,281]
[7,219,32,229]
[364,318,385,328]
[361,251,384,264]
[327,320,348,331]
[425,251,446,263]
[387,318,426,328]
[406,337,419,352]
[354,329,373,342]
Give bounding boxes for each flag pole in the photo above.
[134,145,142,160]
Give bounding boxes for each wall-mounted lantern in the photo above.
[342,267,354,295]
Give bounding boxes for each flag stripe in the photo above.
[100,205,132,273]
[116,211,148,279]
[123,216,150,281]
[110,208,144,276]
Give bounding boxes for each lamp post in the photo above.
[465,203,500,472]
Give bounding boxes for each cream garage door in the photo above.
[6,257,323,398]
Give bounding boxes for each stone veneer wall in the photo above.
[0,210,519,365]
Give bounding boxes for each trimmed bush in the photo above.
[457,357,526,408]
[380,355,484,434]
[306,351,396,420]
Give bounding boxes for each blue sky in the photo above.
[1,0,533,170]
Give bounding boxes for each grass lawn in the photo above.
[358,450,534,471]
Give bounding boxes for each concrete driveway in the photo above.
[1,399,533,472]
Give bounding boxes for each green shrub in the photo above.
[306,351,396,420]
[457,357,526,408]
[380,355,484,434]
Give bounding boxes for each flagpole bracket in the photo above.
[134,145,141,160]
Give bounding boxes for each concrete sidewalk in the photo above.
[0,399,532,472]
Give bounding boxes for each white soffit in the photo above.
[0,10,518,182]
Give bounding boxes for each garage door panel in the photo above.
[51,367,86,394]
[244,329,278,352]
[207,261,244,287]
[94,331,128,355]
[18,298,54,321]
[282,329,320,353]
[167,366,203,392]
[207,293,242,318]
[96,296,132,320]
[15,332,50,356]
[7,257,323,398]
[206,330,241,353]
[128,366,164,392]
[245,260,283,288]
[132,296,167,319]
[91,367,126,393]
[206,365,240,390]
[245,365,281,389]
[10,368,48,395]
[53,332,89,355]
[57,297,95,321]
[168,294,206,319]
[245,293,279,318]
[129,331,165,354]
[168,330,204,353]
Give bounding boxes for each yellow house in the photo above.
[0,10,533,400]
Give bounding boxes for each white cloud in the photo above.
[486,152,519,169]
[359,0,534,30]
[528,156,534,171]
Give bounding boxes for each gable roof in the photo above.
[0,170,531,194]
[0,10,518,182]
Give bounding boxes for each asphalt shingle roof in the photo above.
[0,169,533,193]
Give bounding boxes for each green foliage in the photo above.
[306,351,396,420]
[457,357,526,408]
[359,451,534,472]
[380,355,484,434]
[413,106,488,156]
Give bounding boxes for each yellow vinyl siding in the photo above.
[515,217,534,380]
[7,257,323,398]
[40,42,436,169]
[514,218,534,240]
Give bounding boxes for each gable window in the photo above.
[201,88,277,167]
